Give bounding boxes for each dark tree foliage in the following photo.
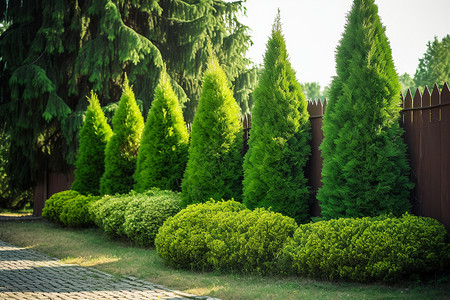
[134,70,189,192]
[100,77,144,195]
[181,55,243,206]
[414,35,450,90]
[71,92,113,195]
[0,0,255,190]
[318,0,412,219]
[243,12,311,224]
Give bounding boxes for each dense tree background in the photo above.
[414,34,449,91]
[0,0,256,191]
[317,0,412,219]
[243,12,311,224]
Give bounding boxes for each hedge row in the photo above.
[155,201,450,282]
[43,189,181,247]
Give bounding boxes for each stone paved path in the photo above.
[0,240,218,300]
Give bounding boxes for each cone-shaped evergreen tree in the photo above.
[71,92,113,195]
[181,55,243,206]
[100,76,144,195]
[242,11,311,224]
[317,0,412,219]
[134,69,189,192]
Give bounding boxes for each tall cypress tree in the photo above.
[318,0,412,219]
[100,77,144,195]
[134,69,189,192]
[242,11,311,224]
[0,0,255,191]
[71,92,113,195]
[181,55,243,206]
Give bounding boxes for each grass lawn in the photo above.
[0,220,448,299]
[0,207,33,217]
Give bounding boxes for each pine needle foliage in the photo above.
[242,11,311,224]
[100,77,144,195]
[181,56,243,206]
[71,92,113,195]
[0,0,255,190]
[134,70,189,192]
[317,0,412,219]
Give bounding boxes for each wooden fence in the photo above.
[34,83,450,230]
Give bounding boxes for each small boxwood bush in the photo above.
[123,190,181,246]
[42,190,80,223]
[59,194,100,227]
[280,214,450,282]
[155,200,297,273]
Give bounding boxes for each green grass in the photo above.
[0,220,448,299]
[0,206,33,216]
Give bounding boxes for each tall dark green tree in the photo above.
[414,35,450,90]
[134,69,189,192]
[318,0,412,219]
[243,12,311,224]
[71,91,113,195]
[100,77,144,195]
[181,55,243,206]
[0,0,255,191]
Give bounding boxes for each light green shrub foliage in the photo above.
[243,11,311,224]
[134,71,189,192]
[42,190,80,223]
[318,0,412,219]
[280,214,450,282]
[155,200,297,273]
[123,189,181,246]
[71,91,112,195]
[100,76,144,195]
[90,193,134,237]
[181,56,243,206]
[59,194,100,227]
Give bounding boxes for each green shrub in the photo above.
[59,194,100,227]
[155,200,297,273]
[280,214,450,282]
[42,190,80,223]
[90,193,134,237]
[123,189,181,246]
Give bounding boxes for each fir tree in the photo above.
[242,11,311,224]
[0,0,255,191]
[317,0,412,219]
[134,69,189,192]
[71,91,113,195]
[100,77,144,195]
[181,55,243,206]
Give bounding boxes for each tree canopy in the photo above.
[318,0,412,219]
[414,34,450,90]
[0,0,255,190]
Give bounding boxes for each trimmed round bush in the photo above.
[42,190,80,223]
[280,214,450,282]
[59,194,100,227]
[123,190,181,246]
[155,200,297,273]
[90,193,134,237]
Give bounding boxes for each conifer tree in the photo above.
[71,92,113,195]
[317,0,412,219]
[134,69,189,192]
[181,55,243,206]
[0,0,255,191]
[100,77,144,195]
[242,11,311,224]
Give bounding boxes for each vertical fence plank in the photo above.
[440,83,450,230]
[429,84,442,222]
[411,88,423,215]
[420,86,433,218]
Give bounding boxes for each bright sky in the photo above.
[240,0,450,88]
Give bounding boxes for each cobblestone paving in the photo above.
[0,240,217,299]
